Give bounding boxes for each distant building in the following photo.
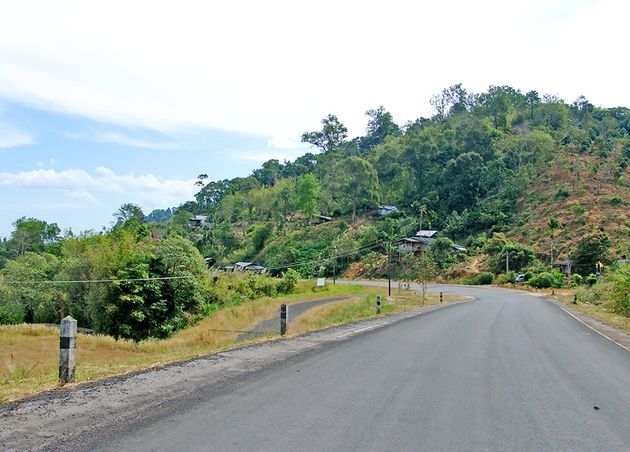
[311,215,333,225]
[397,230,467,255]
[415,230,438,238]
[397,237,435,254]
[377,205,399,216]
[553,259,572,275]
[234,262,253,272]
[189,215,214,229]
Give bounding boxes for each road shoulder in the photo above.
[543,296,630,352]
[0,298,470,452]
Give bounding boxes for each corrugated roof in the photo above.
[415,230,438,238]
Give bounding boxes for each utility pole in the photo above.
[332,246,336,284]
[388,240,392,296]
[505,251,509,273]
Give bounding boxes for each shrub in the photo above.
[278,268,300,294]
[0,287,25,324]
[494,271,515,285]
[585,273,598,286]
[570,274,583,287]
[528,271,564,289]
[555,187,570,200]
[466,272,494,285]
[604,264,630,316]
[605,196,626,206]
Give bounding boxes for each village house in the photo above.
[189,215,214,229]
[397,230,467,255]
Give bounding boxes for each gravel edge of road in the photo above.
[0,298,472,452]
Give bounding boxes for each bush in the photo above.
[279,268,300,294]
[605,264,630,316]
[466,272,493,285]
[571,274,583,287]
[585,273,598,286]
[528,271,564,289]
[0,287,25,324]
[494,271,516,285]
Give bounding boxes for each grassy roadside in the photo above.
[291,288,464,335]
[0,283,371,404]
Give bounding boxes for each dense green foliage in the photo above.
[1,83,629,331]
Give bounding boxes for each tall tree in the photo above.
[525,90,540,120]
[296,173,319,222]
[9,217,61,256]
[301,114,348,153]
[332,157,380,223]
[359,106,401,152]
[113,203,145,227]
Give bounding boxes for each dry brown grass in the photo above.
[291,288,464,335]
[0,284,372,403]
[552,291,630,335]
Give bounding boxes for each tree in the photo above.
[9,217,61,256]
[252,159,283,186]
[359,106,401,152]
[332,157,380,223]
[296,174,319,222]
[429,237,457,269]
[570,233,611,276]
[412,253,437,303]
[301,114,348,153]
[525,90,540,120]
[430,84,469,120]
[1,252,62,323]
[113,203,145,227]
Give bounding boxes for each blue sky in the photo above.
[0,101,307,236]
[1,0,628,237]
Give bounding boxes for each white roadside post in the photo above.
[59,316,77,383]
[376,296,382,314]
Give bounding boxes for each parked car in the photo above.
[515,274,525,283]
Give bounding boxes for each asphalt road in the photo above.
[76,285,630,451]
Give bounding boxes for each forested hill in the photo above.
[179,84,628,262]
[1,84,628,333]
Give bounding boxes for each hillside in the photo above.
[1,83,629,332]
[510,150,629,260]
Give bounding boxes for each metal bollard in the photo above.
[59,316,77,383]
[440,292,443,303]
[280,304,287,336]
[573,294,577,304]
[376,296,382,314]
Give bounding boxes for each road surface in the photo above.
[4,284,630,451]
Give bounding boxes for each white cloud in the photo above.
[0,121,33,149]
[267,135,306,150]
[0,0,627,141]
[92,131,181,150]
[0,167,197,210]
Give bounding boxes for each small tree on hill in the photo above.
[412,254,437,303]
[296,174,319,224]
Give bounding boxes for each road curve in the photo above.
[19,285,630,451]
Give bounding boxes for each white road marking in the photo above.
[554,303,630,353]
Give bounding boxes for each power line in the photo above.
[1,275,195,285]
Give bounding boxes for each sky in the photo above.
[1,0,629,237]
